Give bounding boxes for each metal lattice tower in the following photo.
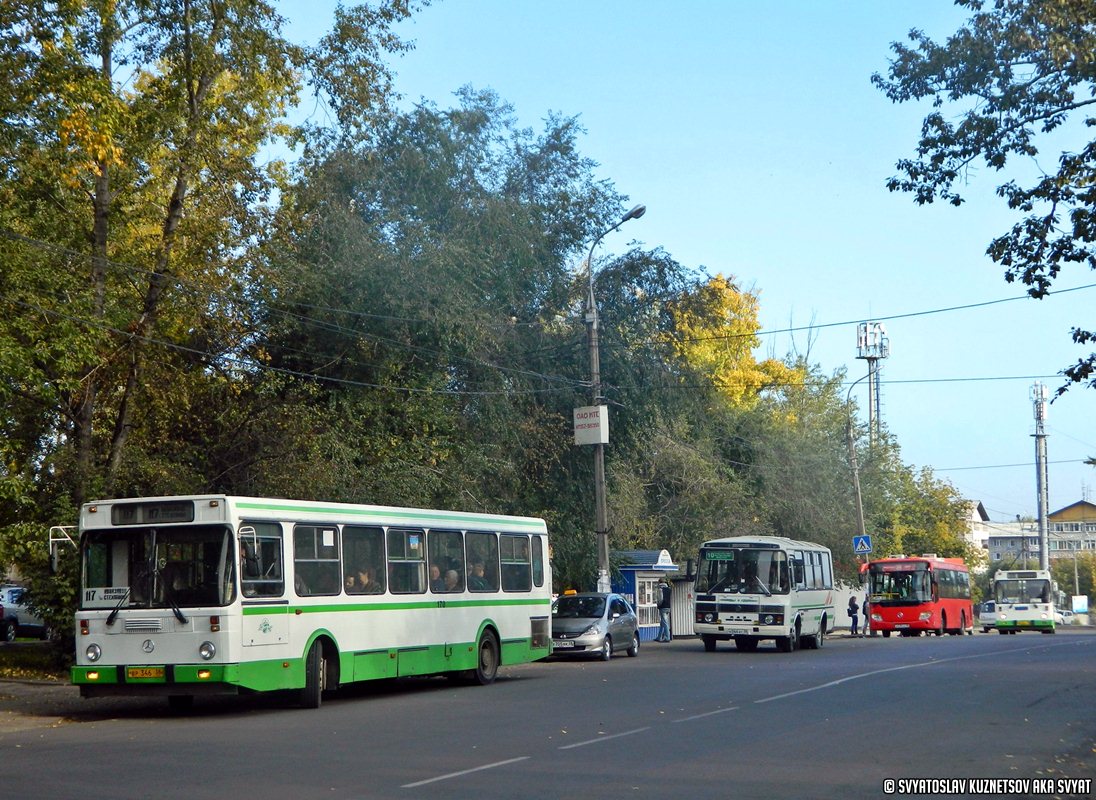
[856,322,890,447]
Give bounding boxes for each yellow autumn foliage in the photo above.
[667,274,803,408]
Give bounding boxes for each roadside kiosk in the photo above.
[612,549,680,642]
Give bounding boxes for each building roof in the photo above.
[612,549,679,571]
[1049,500,1096,521]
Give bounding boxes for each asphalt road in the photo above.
[1,630,1094,800]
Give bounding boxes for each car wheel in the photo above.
[627,632,639,657]
[2,621,15,642]
[600,637,612,661]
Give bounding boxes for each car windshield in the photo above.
[81,525,236,609]
[554,596,606,618]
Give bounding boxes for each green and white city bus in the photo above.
[693,535,835,652]
[72,495,551,708]
[991,568,1057,634]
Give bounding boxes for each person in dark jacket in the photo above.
[848,595,860,637]
[656,578,673,642]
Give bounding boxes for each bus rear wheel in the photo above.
[472,631,500,685]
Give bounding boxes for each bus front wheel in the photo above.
[702,634,717,652]
[299,641,325,709]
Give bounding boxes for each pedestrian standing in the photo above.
[848,595,860,637]
[656,578,673,642]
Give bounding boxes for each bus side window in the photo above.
[501,535,530,592]
[387,528,426,594]
[239,522,284,598]
[792,552,805,588]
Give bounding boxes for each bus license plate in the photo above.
[552,640,574,649]
[728,628,748,634]
[126,667,165,679]
[1018,621,1031,626]
[895,623,909,628]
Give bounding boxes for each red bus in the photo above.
[865,555,974,637]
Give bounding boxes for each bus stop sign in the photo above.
[853,535,872,555]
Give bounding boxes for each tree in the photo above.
[873,0,1096,391]
[0,0,418,649]
[665,274,803,408]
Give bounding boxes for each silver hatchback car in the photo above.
[551,592,639,660]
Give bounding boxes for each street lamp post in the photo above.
[584,203,645,593]
[846,373,870,545]
[846,373,870,633]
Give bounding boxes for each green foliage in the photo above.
[0,6,983,637]
[874,0,1096,392]
[1051,551,1096,609]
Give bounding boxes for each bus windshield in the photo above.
[868,564,932,603]
[695,548,789,595]
[995,578,1050,604]
[81,525,235,609]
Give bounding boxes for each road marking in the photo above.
[754,639,1089,705]
[674,706,740,722]
[557,726,651,750]
[401,756,530,788]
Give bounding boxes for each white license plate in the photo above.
[728,628,748,634]
[895,623,909,628]
[552,640,574,648]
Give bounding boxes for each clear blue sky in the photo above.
[283,0,1096,523]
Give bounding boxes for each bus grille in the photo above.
[124,618,164,633]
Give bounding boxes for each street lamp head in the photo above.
[622,204,646,223]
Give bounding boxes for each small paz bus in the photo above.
[991,568,1057,634]
[865,554,974,636]
[692,535,834,652]
[71,495,551,708]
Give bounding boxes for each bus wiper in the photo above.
[165,586,188,624]
[156,569,188,624]
[104,588,132,627]
[752,576,772,596]
[107,564,150,626]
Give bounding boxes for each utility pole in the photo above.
[577,204,645,593]
[1032,382,1050,572]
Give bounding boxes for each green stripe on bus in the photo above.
[233,501,546,530]
[241,598,551,615]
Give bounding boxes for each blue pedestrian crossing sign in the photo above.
[853,535,872,554]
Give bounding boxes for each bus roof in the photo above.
[866,554,969,571]
[700,535,831,552]
[80,495,548,534]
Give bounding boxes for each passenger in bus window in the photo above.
[443,569,461,592]
[468,562,488,590]
[345,573,357,592]
[430,563,444,592]
[358,567,383,594]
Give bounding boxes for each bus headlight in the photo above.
[86,643,102,662]
[919,612,933,621]
[199,641,216,660]
[762,614,774,625]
